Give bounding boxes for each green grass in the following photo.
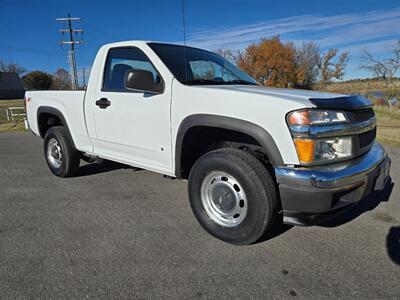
[374,105,400,147]
[0,122,25,133]
[0,99,26,132]
[0,99,24,108]
[374,106,400,121]
[377,137,400,148]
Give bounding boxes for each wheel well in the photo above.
[38,113,63,138]
[179,126,269,179]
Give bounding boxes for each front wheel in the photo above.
[188,148,279,245]
[43,126,80,177]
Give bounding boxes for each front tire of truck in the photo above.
[43,126,80,177]
[188,148,279,245]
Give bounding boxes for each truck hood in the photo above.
[195,85,372,110]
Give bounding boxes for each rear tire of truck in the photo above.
[188,148,279,245]
[43,126,80,178]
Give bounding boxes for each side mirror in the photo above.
[124,69,162,94]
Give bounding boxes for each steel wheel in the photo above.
[47,137,63,169]
[200,171,248,227]
[189,148,279,244]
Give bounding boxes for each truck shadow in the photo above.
[255,219,294,244]
[75,160,142,177]
[318,179,394,228]
[387,226,400,266]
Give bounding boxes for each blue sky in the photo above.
[1,0,399,82]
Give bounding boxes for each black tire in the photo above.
[188,148,279,245]
[43,126,80,177]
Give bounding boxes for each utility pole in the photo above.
[56,13,83,90]
[82,67,86,89]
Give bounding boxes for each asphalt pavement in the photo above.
[1,132,399,299]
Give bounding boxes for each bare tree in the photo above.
[318,49,349,85]
[360,40,400,88]
[214,48,237,64]
[52,68,71,90]
[0,59,26,75]
[295,42,320,88]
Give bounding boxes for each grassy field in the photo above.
[374,106,400,147]
[318,79,400,95]
[0,122,25,133]
[0,99,25,133]
[0,99,24,108]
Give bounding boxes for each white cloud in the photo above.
[317,18,400,48]
[345,39,399,55]
[185,8,400,52]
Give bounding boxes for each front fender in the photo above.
[175,114,284,178]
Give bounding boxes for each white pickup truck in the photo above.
[25,41,391,245]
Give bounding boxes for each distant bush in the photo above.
[22,71,53,90]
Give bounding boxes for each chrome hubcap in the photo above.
[200,171,247,227]
[47,138,62,168]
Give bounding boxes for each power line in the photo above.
[56,13,84,90]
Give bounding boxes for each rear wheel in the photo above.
[188,148,279,245]
[43,126,80,177]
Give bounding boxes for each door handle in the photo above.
[95,98,111,109]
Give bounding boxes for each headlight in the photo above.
[287,109,353,165]
[293,136,353,164]
[287,109,348,126]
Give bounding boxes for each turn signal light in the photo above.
[293,138,315,163]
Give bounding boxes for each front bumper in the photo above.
[274,142,391,225]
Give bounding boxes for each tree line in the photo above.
[21,69,72,90]
[0,60,72,90]
[217,36,400,90]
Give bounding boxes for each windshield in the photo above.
[148,42,258,86]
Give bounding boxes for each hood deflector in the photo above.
[309,95,373,111]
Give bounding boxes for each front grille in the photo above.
[359,127,376,148]
[350,108,375,123]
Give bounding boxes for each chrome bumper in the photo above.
[274,142,391,225]
[275,142,388,189]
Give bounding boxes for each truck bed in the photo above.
[25,90,93,153]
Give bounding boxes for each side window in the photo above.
[103,47,162,91]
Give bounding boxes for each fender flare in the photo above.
[37,106,71,139]
[175,114,284,178]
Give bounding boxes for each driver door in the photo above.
[91,47,172,173]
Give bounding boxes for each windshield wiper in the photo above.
[224,79,257,85]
